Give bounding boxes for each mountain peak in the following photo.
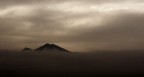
[22,47,32,51]
[35,43,70,52]
[43,43,51,46]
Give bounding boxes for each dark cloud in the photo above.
[0,0,144,51]
[51,12,144,51]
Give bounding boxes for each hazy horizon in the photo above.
[1,50,144,76]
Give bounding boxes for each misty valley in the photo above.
[0,48,144,76]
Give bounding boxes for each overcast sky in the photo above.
[0,0,144,51]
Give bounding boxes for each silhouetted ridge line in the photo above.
[21,43,71,53]
[35,43,70,52]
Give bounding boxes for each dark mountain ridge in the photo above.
[22,43,70,53]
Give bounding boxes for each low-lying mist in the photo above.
[0,50,144,76]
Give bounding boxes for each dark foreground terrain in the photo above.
[0,50,144,77]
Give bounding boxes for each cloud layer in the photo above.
[0,0,144,51]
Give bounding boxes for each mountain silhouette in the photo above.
[22,47,32,51]
[35,43,70,52]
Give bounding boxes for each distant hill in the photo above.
[22,43,70,53]
[21,47,32,51]
[35,43,70,52]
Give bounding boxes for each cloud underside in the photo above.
[0,0,144,51]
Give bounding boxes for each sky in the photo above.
[0,0,144,51]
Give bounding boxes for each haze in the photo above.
[0,0,144,51]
